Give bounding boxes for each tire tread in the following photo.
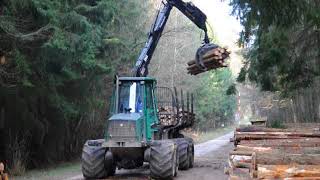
[150,140,176,179]
[81,141,107,179]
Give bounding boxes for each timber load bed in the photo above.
[225,125,320,179]
[156,87,195,129]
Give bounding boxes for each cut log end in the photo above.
[186,46,230,75]
[0,162,4,172]
[228,126,320,179]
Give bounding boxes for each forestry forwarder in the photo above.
[81,0,220,179]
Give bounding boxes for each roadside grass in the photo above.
[12,161,81,180]
[183,126,234,144]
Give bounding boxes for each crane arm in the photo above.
[133,0,211,77]
[166,0,210,43]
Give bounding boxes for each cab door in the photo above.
[144,82,158,141]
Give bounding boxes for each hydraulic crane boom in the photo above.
[133,0,211,77]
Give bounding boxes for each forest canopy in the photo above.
[229,0,320,125]
[230,0,320,94]
[0,0,148,170]
[0,0,237,172]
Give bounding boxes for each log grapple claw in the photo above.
[195,43,218,71]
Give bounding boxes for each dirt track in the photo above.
[67,132,233,180]
[176,132,233,180]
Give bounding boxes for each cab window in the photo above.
[118,81,143,113]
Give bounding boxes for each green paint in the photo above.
[143,81,157,141]
[135,117,142,141]
[104,78,159,144]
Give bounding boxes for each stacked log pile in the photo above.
[187,47,230,75]
[158,106,195,127]
[178,110,195,128]
[158,106,176,126]
[226,125,320,179]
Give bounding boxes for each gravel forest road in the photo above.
[67,132,233,180]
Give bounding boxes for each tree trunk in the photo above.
[256,165,320,179]
[236,145,320,154]
[235,132,320,142]
[238,138,320,147]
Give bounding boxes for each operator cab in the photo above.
[115,77,157,114]
[105,77,158,147]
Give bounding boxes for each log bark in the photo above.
[235,132,320,142]
[230,151,253,156]
[238,138,320,147]
[187,48,229,66]
[235,134,305,141]
[236,145,320,154]
[188,63,228,75]
[255,153,320,165]
[282,178,320,180]
[187,50,219,66]
[256,165,320,178]
[186,47,230,75]
[187,57,223,70]
[229,127,320,179]
[231,150,320,166]
[235,126,302,132]
[236,131,320,137]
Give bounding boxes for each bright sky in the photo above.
[152,0,244,76]
[193,0,242,47]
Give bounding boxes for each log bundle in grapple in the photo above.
[226,124,320,179]
[159,106,177,126]
[187,47,230,75]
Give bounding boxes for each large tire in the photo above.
[176,138,190,170]
[184,137,194,168]
[188,142,194,168]
[81,140,114,179]
[150,140,178,179]
[105,151,116,176]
